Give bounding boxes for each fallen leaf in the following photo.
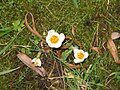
[57,50,62,59]
[74,38,83,49]
[17,52,46,77]
[107,38,120,64]
[111,32,120,40]
[61,45,69,49]
[72,24,75,36]
[66,35,83,49]
[66,63,87,69]
[65,35,72,39]
[91,47,102,55]
[25,12,44,41]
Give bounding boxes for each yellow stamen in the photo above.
[35,61,38,66]
[50,35,59,44]
[77,52,84,59]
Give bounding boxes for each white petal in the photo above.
[32,58,42,66]
[48,31,59,37]
[47,43,54,48]
[74,59,84,63]
[73,48,79,53]
[48,29,55,35]
[32,58,37,63]
[54,42,62,48]
[46,35,51,44]
[79,50,84,53]
[48,43,57,48]
[46,30,65,48]
[84,52,89,59]
[74,49,84,59]
[51,42,62,48]
[36,59,41,66]
[46,34,59,47]
[59,33,65,42]
[46,40,61,48]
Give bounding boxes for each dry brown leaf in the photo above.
[111,32,120,40]
[65,35,72,39]
[74,38,83,49]
[107,38,120,64]
[65,35,83,49]
[61,45,69,49]
[91,47,102,55]
[66,63,87,69]
[42,47,51,53]
[72,24,75,36]
[17,52,46,77]
[57,50,62,59]
[25,13,45,41]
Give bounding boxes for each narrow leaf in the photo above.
[107,38,120,64]
[0,30,12,37]
[62,49,72,60]
[0,27,12,31]
[66,63,87,69]
[72,24,75,36]
[0,67,20,75]
[0,30,22,55]
[17,52,46,77]
[91,47,102,55]
[12,20,20,27]
[71,0,78,8]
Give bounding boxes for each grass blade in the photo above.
[71,0,78,8]
[0,30,13,37]
[0,27,12,31]
[0,67,20,75]
[0,29,23,55]
[61,49,72,61]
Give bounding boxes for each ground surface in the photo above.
[0,0,120,90]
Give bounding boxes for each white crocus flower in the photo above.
[73,48,88,63]
[32,58,41,67]
[46,30,65,48]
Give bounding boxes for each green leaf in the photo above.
[28,0,33,3]
[0,27,13,37]
[0,30,12,37]
[12,20,24,31]
[12,20,20,27]
[61,49,73,61]
[13,26,21,31]
[0,27,12,31]
[20,21,25,27]
[0,67,20,75]
[71,0,78,8]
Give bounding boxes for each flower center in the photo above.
[77,52,84,60]
[50,35,59,44]
[35,61,38,66]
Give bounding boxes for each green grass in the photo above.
[0,0,120,90]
